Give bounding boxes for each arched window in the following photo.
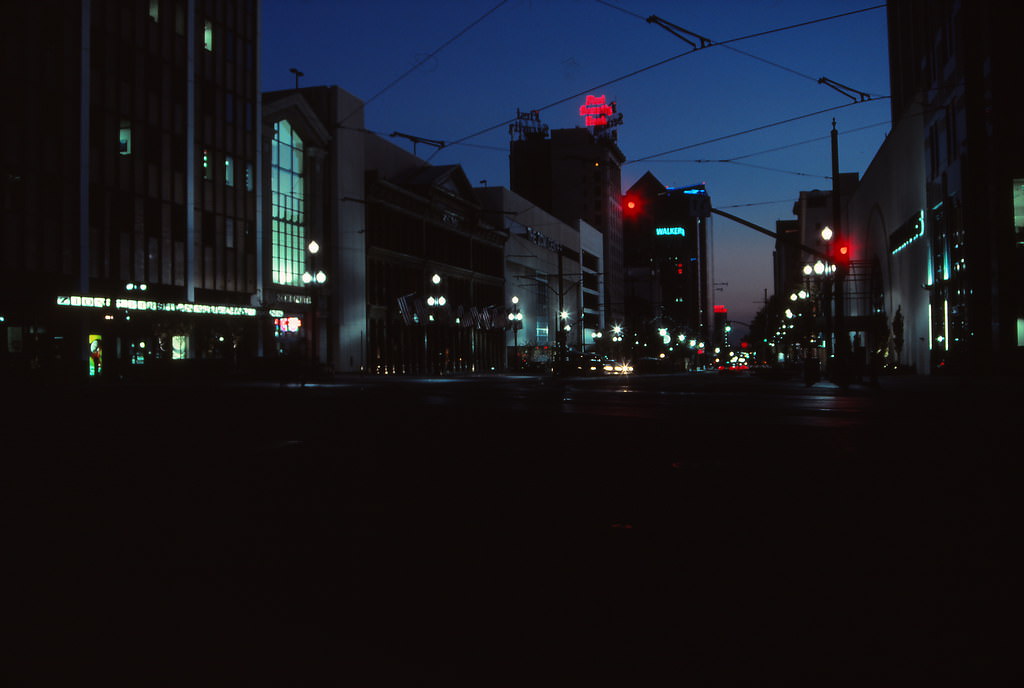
[271,119,306,286]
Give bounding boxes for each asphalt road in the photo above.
[6,371,1014,684]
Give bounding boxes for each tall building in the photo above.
[262,86,368,374]
[622,172,712,355]
[1,0,261,380]
[509,102,625,327]
[844,0,1024,374]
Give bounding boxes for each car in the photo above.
[600,358,633,375]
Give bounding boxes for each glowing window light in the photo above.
[119,121,132,155]
[271,119,306,287]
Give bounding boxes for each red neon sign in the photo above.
[714,305,728,313]
[580,95,614,126]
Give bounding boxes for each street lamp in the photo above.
[426,274,446,312]
[507,295,522,369]
[302,240,327,370]
[425,273,449,374]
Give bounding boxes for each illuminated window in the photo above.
[271,119,306,286]
[148,0,159,22]
[89,335,103,376]
[1014,179,1024,246]
[119,120,132,155]
[203,20,213,51]
[245,163,254,192]
[171,335,189,360]
[225,155,235,187]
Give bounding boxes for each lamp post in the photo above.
[507,295,522,370]
[818,225,835,365]
[425,273,447,374]
[302,240,327,371]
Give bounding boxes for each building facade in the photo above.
[261,86,368,374]
[844,0,1024,375]
[623,172,712,361]
[364,137,507,375]
[509,107,626,327]
[2,0,261,380]
[475,186,602,369]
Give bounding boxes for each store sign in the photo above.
[526,227,561,252]
[267,291,312,306]
[57,295,256,317]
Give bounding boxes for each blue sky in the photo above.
[261,0,892,335]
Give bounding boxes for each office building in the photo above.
[622,172,712,355]
[1,0,261,379]
[844,0,1024,374]
[509,102,625,327]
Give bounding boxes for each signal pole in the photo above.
[831,120,848,385]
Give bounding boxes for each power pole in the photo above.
[832,119,848,385]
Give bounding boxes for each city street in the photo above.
[7,371,1013,683]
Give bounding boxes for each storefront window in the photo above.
[89,335,103,376]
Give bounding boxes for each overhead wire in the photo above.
[626,100,880,164]
[643,120,892,178]
[340,0,509,126]
[426,3,888,163]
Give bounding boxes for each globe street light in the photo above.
[507,295,522,369]
[302,240,327,371]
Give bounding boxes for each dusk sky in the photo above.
[261,0,892,336]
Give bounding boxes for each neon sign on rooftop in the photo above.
[580,95,615,126]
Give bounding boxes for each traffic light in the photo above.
[835,241,851,270]
[623,193,644,219]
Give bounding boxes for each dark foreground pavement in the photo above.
[4,372,1015,684]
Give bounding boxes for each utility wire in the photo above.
[429,4,888,161]
[663,160,832,180]
[648,120,891,170]
[341,0,509,126]
[637,2,886,97]
[426,47,699,160]
[717,199,797,209]
[627,99,886,164]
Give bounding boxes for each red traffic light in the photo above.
[835,241,852,267]
[623,194,643,217]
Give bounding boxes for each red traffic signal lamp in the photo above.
[835,241,851,269]
[623,194,644,218]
